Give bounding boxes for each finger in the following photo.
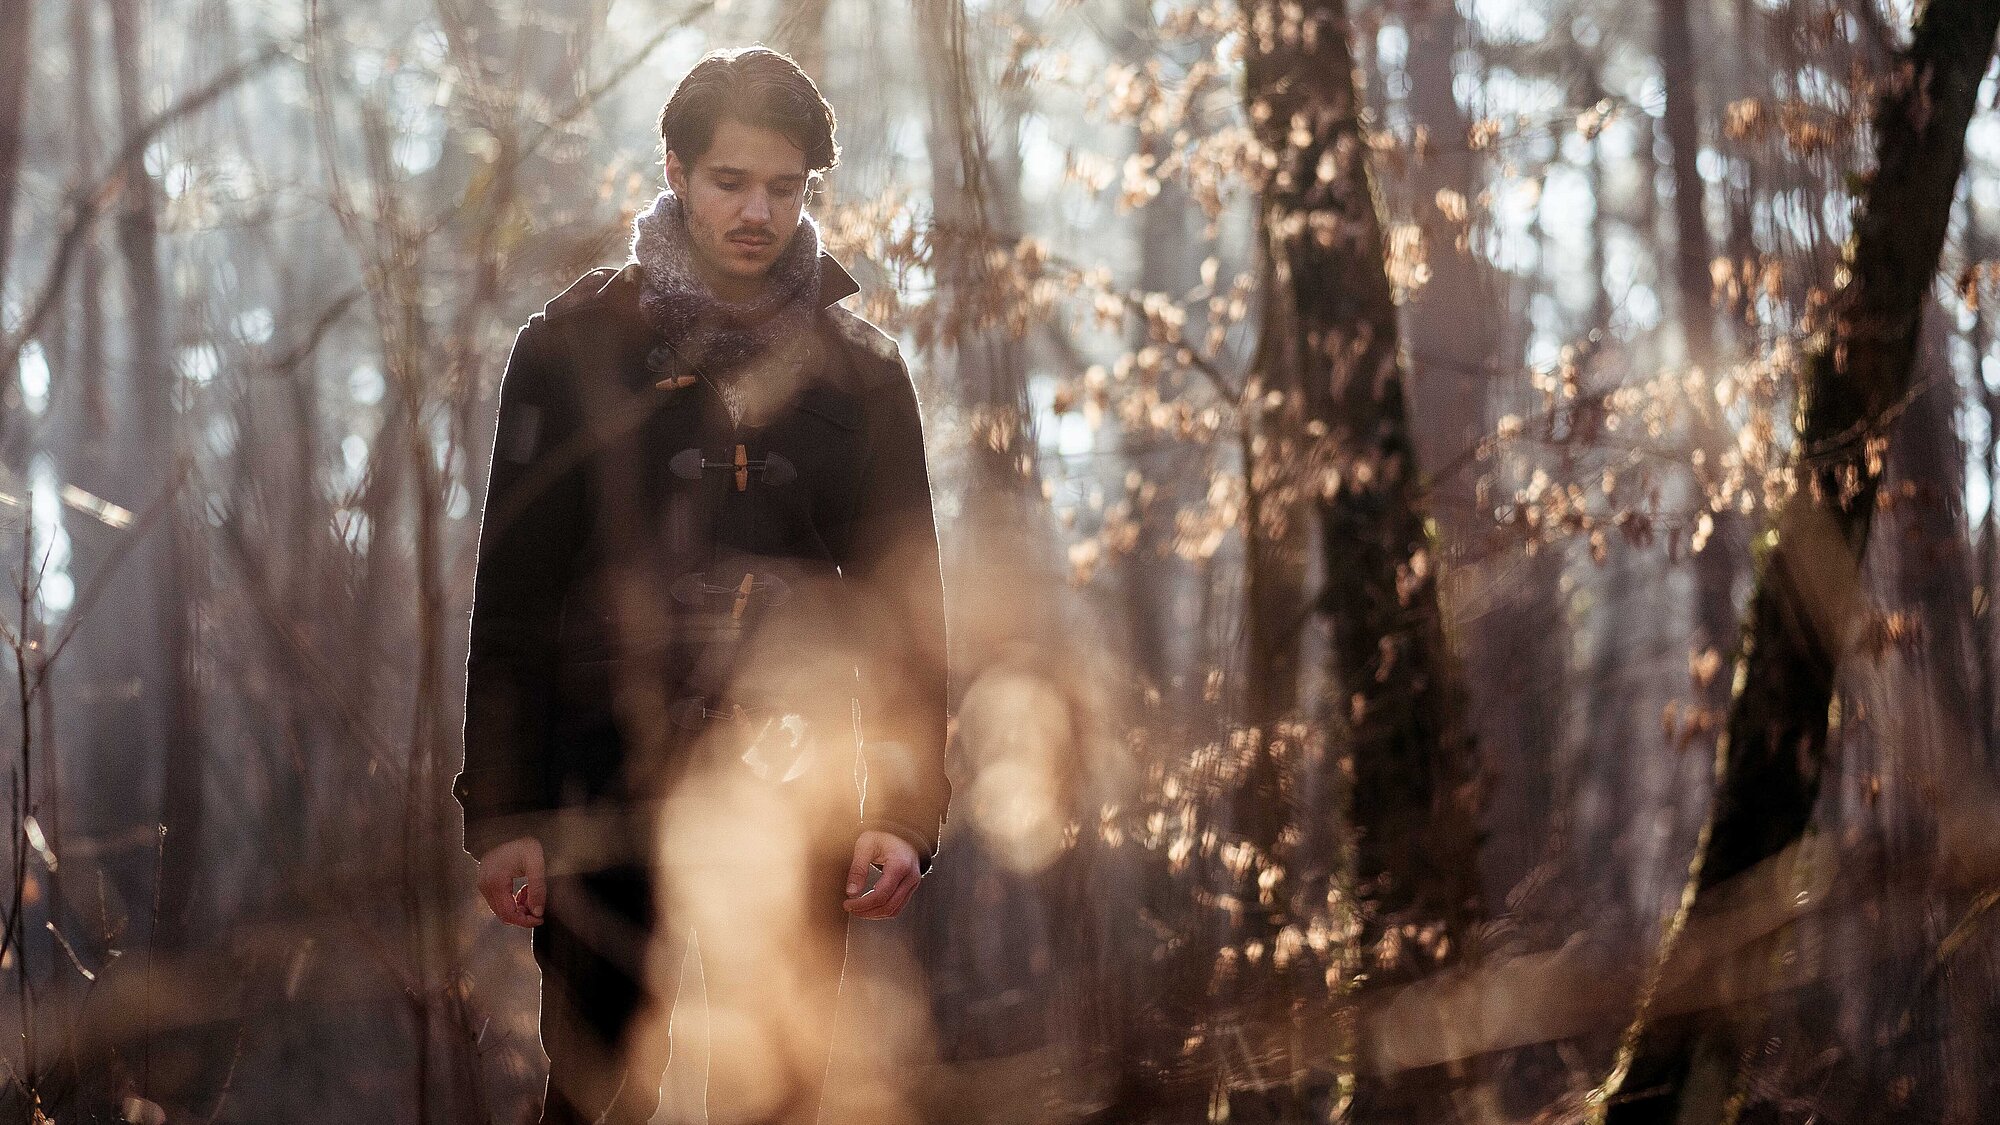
[850,863,913,918]
[882,870,921,918]
[480,884,520,920]
[844,852,900,904]
[862,870,913,918]
[479,870,517,923]
[842,867,888,913]
[511,884,544,928]
[523,850,547,921]
[482,861,537,928]
[846,843,876,898]
[481,881,513,922]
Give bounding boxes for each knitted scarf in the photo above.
[627,188,823,424]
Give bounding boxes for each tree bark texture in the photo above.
[1232,0,1484,1116]
[1600,0,2000,1118]
[1242,0,1483,958]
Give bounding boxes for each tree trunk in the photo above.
[68,0,110,441]
[1660,0,1713,370]
[773,0,832,91]
[1973,222,1999,764]
[1245,0,1483,950]
[1660,0,1751,757]
[1235,0,1483,1117]
[107,0,206,958]
[1403,0,1563,917]
[1868,307,1988,1125]
[1599,0,2000,1117]
[915,0,1034,496]
[909,0,1076,1087]
[0,0,30,297]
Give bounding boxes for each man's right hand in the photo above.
[477,836,546,927]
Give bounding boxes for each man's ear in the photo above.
[664,151,687,198]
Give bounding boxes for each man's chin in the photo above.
[720,258,777,281]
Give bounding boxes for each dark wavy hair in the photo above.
[657,47,840,179]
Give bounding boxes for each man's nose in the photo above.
[743,188,772,224]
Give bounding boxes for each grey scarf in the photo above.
[627,188,823,423]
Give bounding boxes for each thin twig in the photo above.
[1,38,297,376]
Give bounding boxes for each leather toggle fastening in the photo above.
[668,447,798,488]
[669,569,792,609]
[647,343,698,389]
[670,696,749,731]
[666,697,821,783]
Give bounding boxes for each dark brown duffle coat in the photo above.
[453,254,950,876]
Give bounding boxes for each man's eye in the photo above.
[716,180,744,191]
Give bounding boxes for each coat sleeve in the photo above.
[836,352,953,876]
[454,315,585,859]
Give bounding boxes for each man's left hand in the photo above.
[844,829,921,919]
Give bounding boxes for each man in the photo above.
[453,46,951,1125]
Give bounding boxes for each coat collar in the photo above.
[594,251,858,312]
[552,253,888,392]
[548,253,876,392]
[814,252,861,307]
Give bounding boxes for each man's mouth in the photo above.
[729,234,773,251]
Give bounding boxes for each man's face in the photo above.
[665,116,811,297]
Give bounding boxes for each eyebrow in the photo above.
[707,165,806,183]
